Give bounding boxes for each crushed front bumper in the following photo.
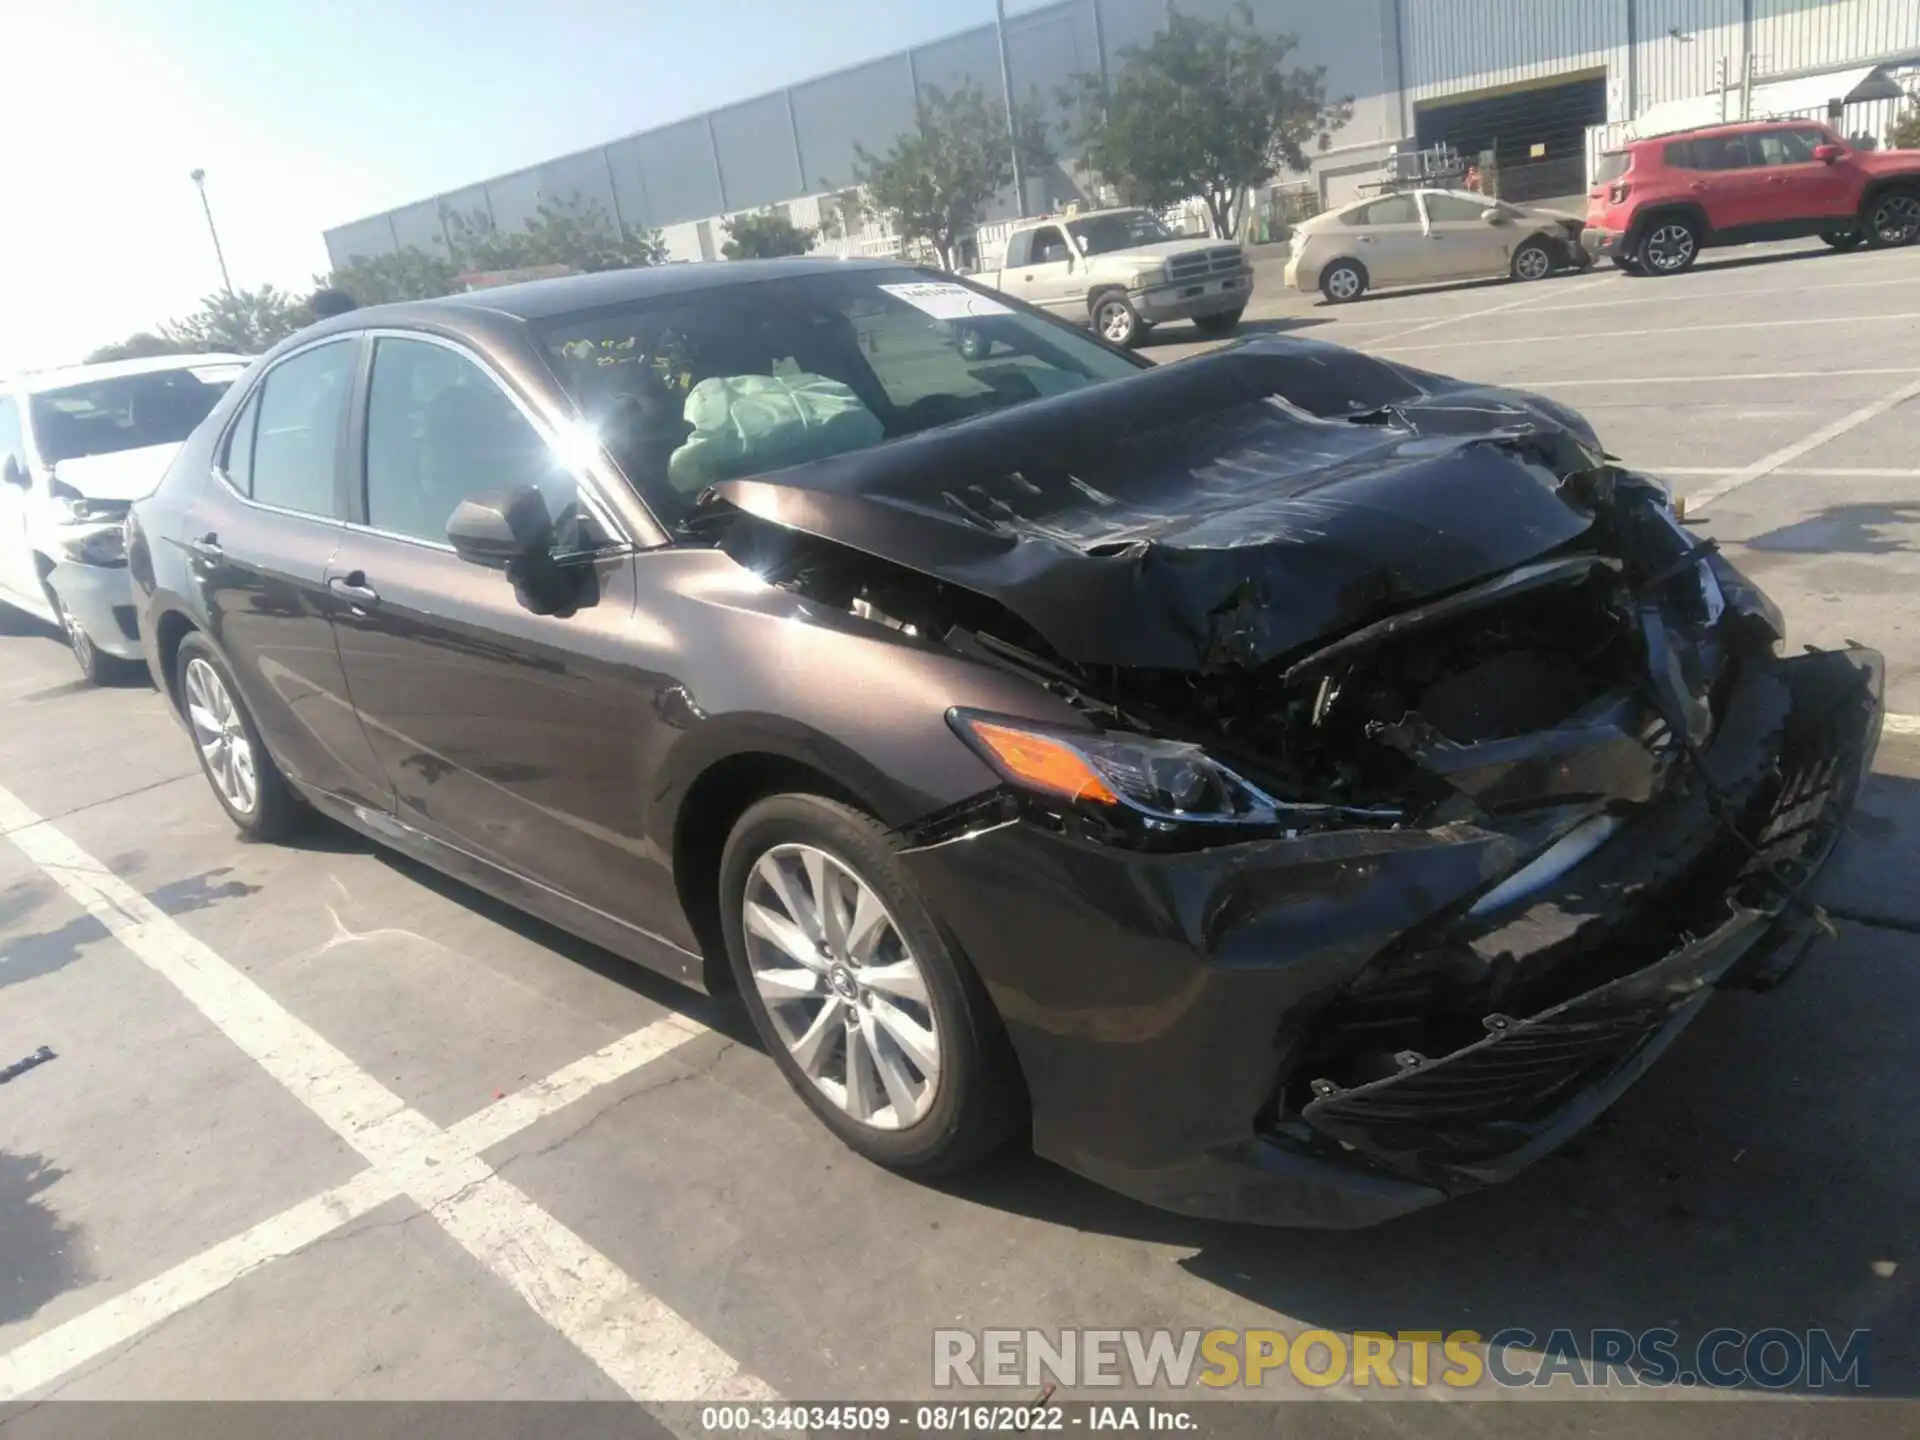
[900,646,1882,1226]
[47,559,143,661]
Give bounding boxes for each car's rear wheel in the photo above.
[1092,292,1143,348]
[1320,260,1367,304]
[1862,189,1920,248]
[175,634,301,839]
[1821,229,1864,251]
[1511,239,1555,282]
[719,793,1024,1176]
[48,586,139,686]
[1636,217,1701,275]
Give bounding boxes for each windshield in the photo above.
[28,366,239,463]
[1065,210,1176,255]
[537,268,1142,526]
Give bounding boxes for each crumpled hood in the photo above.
[45,442,186,503]
[711,339,1611,671]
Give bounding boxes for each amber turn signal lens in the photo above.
[963,720,1120,805]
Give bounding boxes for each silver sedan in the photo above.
[1285,189,1590,304]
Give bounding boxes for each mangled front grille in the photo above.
[1284,647,1881,1188]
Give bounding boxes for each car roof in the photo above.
[1634,118,1823,145]
[356,257,919,328]
[12,352,252,394]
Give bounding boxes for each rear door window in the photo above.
[1351,194,1420,225]
[249,339,358,517]
[1003,230,1033,268]
[1671,134,1754,171]
[1030,227,1072,264]
[220,388,262,497]
[1421,193,1490,223]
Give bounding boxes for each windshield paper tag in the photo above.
[879,282,1011,320]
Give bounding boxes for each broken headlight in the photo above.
[948,709,1399,840]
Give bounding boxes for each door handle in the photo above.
[1767,176,1789,184]
[1690,181,1711,192]
[328,572,380,608]
[1358,235,1376,243]
[186,533,222,563]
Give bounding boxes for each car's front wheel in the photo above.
[1092,292,1144,348]
[1510,239,1555,282]
[1862,189,1920,248]
[48,585,139,686]
[1636,217,1701,275]
[719,793,1024,1176]
[175,633,302,839]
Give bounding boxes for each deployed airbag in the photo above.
[668,373,884,494]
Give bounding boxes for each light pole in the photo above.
[188,168,234,296]
[994,0,1027,218]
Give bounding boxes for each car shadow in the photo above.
[1680,242,1855,276]
[1743,503,1920,556]
[1138,316,1330,348]
[1316,267,1593,309]
[253,767,1917,1395]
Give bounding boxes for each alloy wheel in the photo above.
[1326,266,1361,301]
[1514,244,1552,281]
[1097,300,1134,344]
[184,656,259,816]
[53,593,96,674]
[1869,194,1920,246]
[1645,224,1696,272]
[742,843,940,1131]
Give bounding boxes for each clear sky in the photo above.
[1,0,1012,373]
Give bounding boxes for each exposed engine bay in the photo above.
[701,339,1762,835]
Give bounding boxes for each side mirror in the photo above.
[446,486,554,568]
[1,455,28,489]
[1814,144,1843,164]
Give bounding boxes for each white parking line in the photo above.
[1371,311,1920,355]
[1686,376,1920,510]
[1886,714,1920,737]
[1359,273,1614,344]
[1651,466,1920,479]
[1522,368,1920,389]
[0,783,767,1415]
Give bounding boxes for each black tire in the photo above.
[47,584,141,686]
[1090,291,1143,348]
[1862,188,1920,249]
[954,325,988,361]
[719,793,1025,1177]
[1510,238,1555,282]
[1821,229,1864,251]
[1319,259,1367,304]
[1610,254,1644,275]
[1635,215,1701,275]
[1192,307,1244,337]
[173,632,303,840]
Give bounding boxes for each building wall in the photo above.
[324,0,1920,267]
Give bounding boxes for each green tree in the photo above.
[721,209,818,259]
[851,83,1053,268]
[158,285,306,355]
[1889,102,1920,151]
[445,194,668,274]
[1064,2,1351,238]
[319,246,462,306]
[84,332,200,364]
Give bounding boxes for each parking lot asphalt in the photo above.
[2,238,1917,1427]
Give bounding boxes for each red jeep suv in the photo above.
[1584,119,1920,275]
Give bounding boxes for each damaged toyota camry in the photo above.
[128,261,1883,1227]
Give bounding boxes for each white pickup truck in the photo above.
[965,207,1254,349]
